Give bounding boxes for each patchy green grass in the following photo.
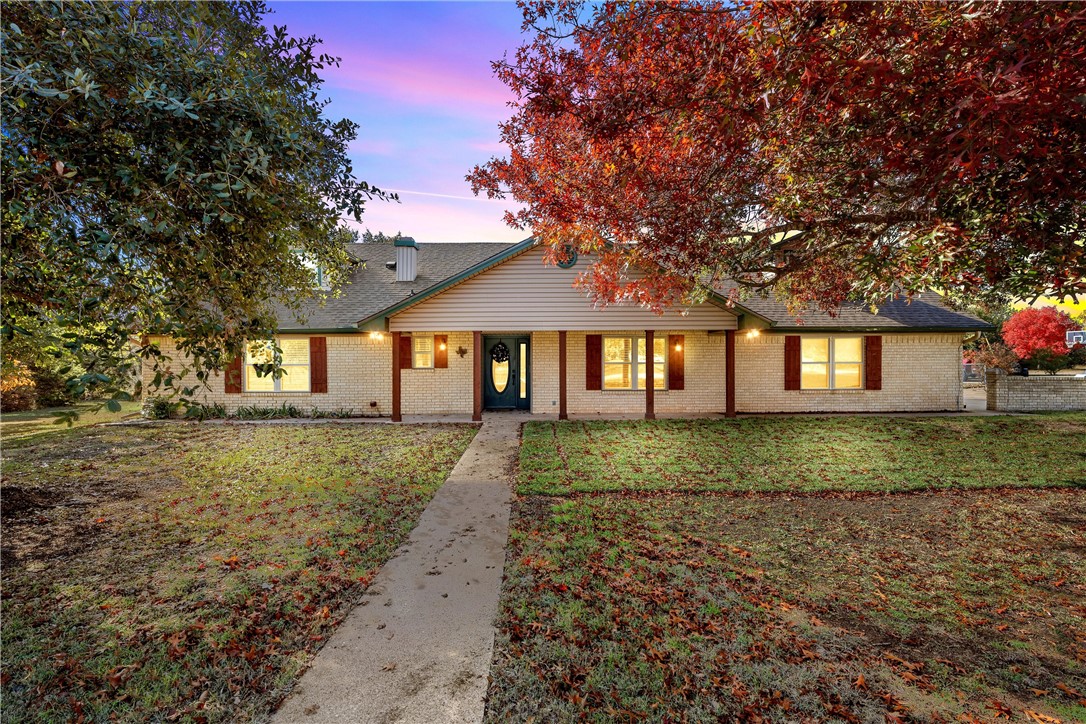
[490,415,1086,722]
[519,415,1086,494]
[487,491,1086,723]
[1,423,476,722]
[0,401,142,442]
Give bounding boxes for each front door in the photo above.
[483,336,530,410]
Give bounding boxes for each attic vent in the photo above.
[385,261,396,271]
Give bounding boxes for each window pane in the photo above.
[835,337,863,363]
[653,338,665,363]
[604,338,632,364]
[519,343,527,399]
[414,353,432,368]
[834,363,862,389]
[654,363,665,389]
[604,363,632,389]
[801,338,829,363]
[246,365,275,392]
[801,363,829,389]
[414,336,433,353]
[280,339,309,365]
[247,342,274,365]
[280,367,310,392]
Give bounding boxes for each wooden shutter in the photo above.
[225,355,243,394]
[667,335,685,390]
[399,334,413,369]
[434,335,448,368]
[865,335,883,390]
[309,336,328,393]
[784,335,801,390]
[585,334,602,390]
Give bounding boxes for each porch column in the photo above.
[558,330,568,420]
[391,331,402,422]
[645,329,655,420]
[472,331,483,422]
[725,329,736,418]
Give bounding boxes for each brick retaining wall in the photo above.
[986,371,1086,412]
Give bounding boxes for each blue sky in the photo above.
[267,1,529,243]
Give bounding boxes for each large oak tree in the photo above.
[2,1,390,409]
[470,1,1085,313]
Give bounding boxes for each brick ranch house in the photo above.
[144,237,991,419]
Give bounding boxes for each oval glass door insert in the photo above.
[492,359,509,393]
[490,341,510,393]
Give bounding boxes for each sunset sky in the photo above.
[267,1,529,244]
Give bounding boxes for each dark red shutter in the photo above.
[225,355,243,393]
[585,334,602,390]
[435,335,448,368]
[667,335,684,390]
[865,335,882,390]
[784,335,801,390]
[309,336,328,393]
[399,334,413,369]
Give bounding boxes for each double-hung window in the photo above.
[245,339,310,392]
[603,336,666,390]
[801,336,863,389]
[412,336,433,368]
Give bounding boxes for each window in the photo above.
[413,335,433,368]
[801,336,863,389]
[293,250,326,288]
[603,336,666,390]
[245,339,310,392]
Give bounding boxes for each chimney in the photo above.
[394,237,417,282]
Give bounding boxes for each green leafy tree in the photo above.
[1,1,392,416]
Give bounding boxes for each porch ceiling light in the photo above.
[746,329,760,339]
[369,331,384,341]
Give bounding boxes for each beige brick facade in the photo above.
[145,330,965,416]
[986,371,1086,412]
[736,333,964,413]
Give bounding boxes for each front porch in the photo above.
[389,329,739,422]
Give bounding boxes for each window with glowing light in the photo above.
[245,338,310,392]
[413,336,433,368]
[801,336,863,389]
[603,336,666,390]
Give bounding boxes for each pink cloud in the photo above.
[348,195,526,244]
[325,55,514,121]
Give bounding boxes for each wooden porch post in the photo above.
[725,329,736,418]
[391,331,402,422]
[472,331,483,422]
[558,330,568,420]
[645,329,655,420]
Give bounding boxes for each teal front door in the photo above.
[483,336,530,410]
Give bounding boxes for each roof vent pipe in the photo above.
[394,237,417,282]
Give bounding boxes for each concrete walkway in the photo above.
[273,415,520,724]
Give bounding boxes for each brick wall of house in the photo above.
[986,371,1086,412]
[145,330,965,416]
[144,334,393,416]
[529,330,727,415]
[736,332,963,413]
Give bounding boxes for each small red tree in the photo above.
[1001,307,1078,359]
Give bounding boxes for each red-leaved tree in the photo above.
[470,1,1086,312]
[1002,307,1079,359]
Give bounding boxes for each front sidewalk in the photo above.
[272,416,520,723]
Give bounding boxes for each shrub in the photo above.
[972,342,1020,374]
[1028,348,1071,375]
[1002,307,1078,359]
[185,402,228,421]
[144,397,179,420]
[0,361,37,411]
[310,407,355,419]
[232,403,304,420]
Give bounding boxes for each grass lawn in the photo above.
[487,415,1086,723]
[520,415,1086,494]
[1,422,476,722]
[0,401,142,442]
